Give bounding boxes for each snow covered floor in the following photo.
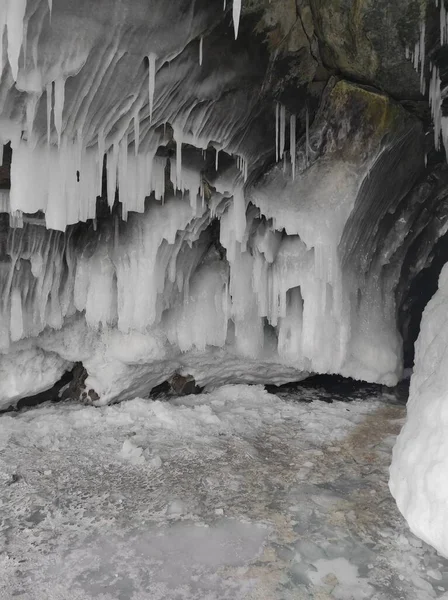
[1,384,447,600]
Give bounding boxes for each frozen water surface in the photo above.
[1,383,447,599]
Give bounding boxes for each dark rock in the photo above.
[169,373,199,396]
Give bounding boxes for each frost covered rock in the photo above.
[390,263,448,558]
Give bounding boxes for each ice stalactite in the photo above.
[274,103,297,177]
[412,20,426,94]
[4,0,27,81]
[46,83,52,144]
[233,0,241,39]
[199,36,203,66]
[148,53,157,124]
[275,103,279,162]
[305,107,310,167]
[54,77,66,148]
[440,0,448,45]
[290,114,296,180]
[279,104,286,160]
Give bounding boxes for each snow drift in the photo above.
[390,262,448,558]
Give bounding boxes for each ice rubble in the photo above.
[390,262,448,558]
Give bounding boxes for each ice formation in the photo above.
[0,2,417,407]
[390,263,448,558]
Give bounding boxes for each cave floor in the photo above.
[1,384,447,600]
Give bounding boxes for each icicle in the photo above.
[48,0,52,19]
[441,2,447,45]
[6,0,27,81]
[223,0,226,8]
[176,130,182,190]
[133,110,140,156]
[290,114,296,180]
[306,106,310,167]
[148,53,156,123]
[25,93,39,147]
[420,21,426,94]
[279,104,286,160]
[97,130,105,196]
[233,0,241,39]
[54,77,65,148]
[215,148,220,171]
[429,65,442,151]
[199,36,203,66]
[275,103,279,162]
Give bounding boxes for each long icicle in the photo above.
[275,103,279,162]
[233,0,241,39]
[306,106,310,167]
[279,104,286,160]
[148,53,156,123]
[290,114,296,180]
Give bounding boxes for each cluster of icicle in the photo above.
[0,191,353,378]
[274,103,298,179]
[0,0,247,232]
[407,1,448,158]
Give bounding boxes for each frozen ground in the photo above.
[1,383,447,600]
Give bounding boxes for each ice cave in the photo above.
[2,0,448,598]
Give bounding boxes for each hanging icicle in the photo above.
[133,111,140,156]
[54,77,66,148]
[199,36,203,66]
[279,104,286,160]
[148,53,156,123]
[46,82,52,145]
[290,114,296,180]
[275,103,279,162]
[215,148,220,171]
[305,106,310,167]
[233,0,242,39]
[6,0,27,81]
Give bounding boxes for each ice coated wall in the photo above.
[0,72,427,408]
[0,0,435,408]
[390,262,448,558]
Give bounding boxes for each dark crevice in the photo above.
[266,374,410,405]
[399,230,448,368]
[0,368,75,415]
